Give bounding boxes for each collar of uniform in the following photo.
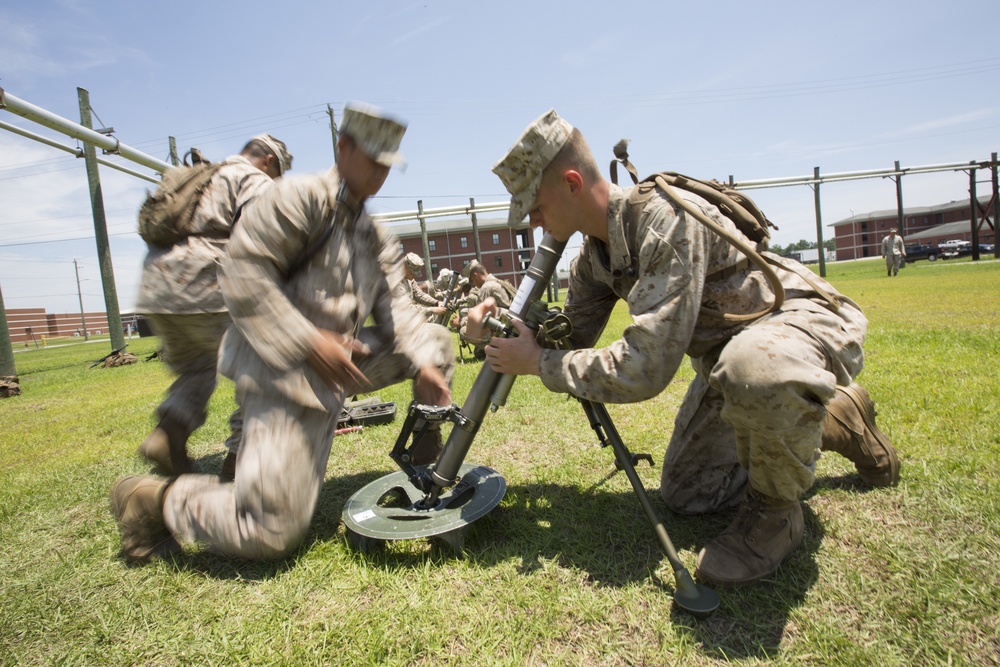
[331,168,364,229]
[604,183,633,278]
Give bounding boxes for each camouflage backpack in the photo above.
[609,139,841,322]
[610,140,777,246]
[137,150,223,247]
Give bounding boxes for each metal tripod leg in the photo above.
[580,399,719,617]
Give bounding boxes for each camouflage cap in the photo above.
[491,109,573,227]
[252,134,293,174]
[461,259,484,278]
[340,102,407,168]
[404,252,424,271]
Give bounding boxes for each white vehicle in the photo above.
[939,239,972,259]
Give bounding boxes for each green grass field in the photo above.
[2,256,998,666]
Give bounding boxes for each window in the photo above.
[494,256,503,268]
[397,242,404,254]
[491,233,500,245]
[460,236,468,248]
[429,240,437,252]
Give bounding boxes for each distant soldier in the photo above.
[881,228,906,277]
[136,134,292,477]
[403,252,447,321]
[455,260,517,358]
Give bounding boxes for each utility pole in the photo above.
[327,104,339,164]
[77,87,125,350]
[0,283,18,385]
[813,167,827,278]
[469,197,483,263]
[417,200,432,273]
[168,136,180,166]
[74,259,89,341]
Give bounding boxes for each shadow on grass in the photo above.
[151,453,836,661]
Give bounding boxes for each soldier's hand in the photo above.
[465,298,498,342]
[484,320,541,376]
[430,306,447,316]
[414,366,451,407]
[308,329,372,393]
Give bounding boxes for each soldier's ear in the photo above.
[565,170,584,193]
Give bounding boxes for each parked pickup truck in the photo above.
[904,243,939,262]
[939,240,972,259]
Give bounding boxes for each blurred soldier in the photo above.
[470,110,899,586]
[403,252,447,320]
[136,134,292,476]
[881,228,906,277]
[111,103,453,561]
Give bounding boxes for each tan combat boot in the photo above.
[695,490,804,586]
[138,419,193,475]
[822,383,900,487]
[110,476,180,561]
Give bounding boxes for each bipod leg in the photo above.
[579,400,719,617]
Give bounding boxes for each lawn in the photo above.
[1,256,998,666]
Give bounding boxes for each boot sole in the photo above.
[840,384,900,487]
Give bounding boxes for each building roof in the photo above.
[828,195,993,227]
[385,216,510,239]
[902,219,981,242]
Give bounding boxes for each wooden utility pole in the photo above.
[0,284,17,380]
[77,88,125,351]
[813,167,826,277]
[469,197,483,263]
[74,259,89,341]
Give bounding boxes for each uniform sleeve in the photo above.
[220,177,322,371]
[410,280,441,307]
[538,199,707,403]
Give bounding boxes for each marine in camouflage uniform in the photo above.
[135,134,291,476]
[456,260,517,359]
[112,104,453,561]
[474,110,899,586]
[403,252,446,321]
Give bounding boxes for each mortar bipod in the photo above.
[388,401,472,496]
[579,399,720,617]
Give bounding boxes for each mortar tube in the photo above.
[429,233,567,488]
[489,234,567,411]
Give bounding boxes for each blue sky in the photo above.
[1,0,998,315]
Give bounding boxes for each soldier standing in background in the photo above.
[881,228,906,277]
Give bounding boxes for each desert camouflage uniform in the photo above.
[538,183,867,513]
[406,277,441,320]
[457,274,515,351]
[162,167,455,559]
[472,275,516,310]
[135,155,273,446]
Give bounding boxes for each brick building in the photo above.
[5,308,114,345]
[830,195,996,260]
[389,216,536,285]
